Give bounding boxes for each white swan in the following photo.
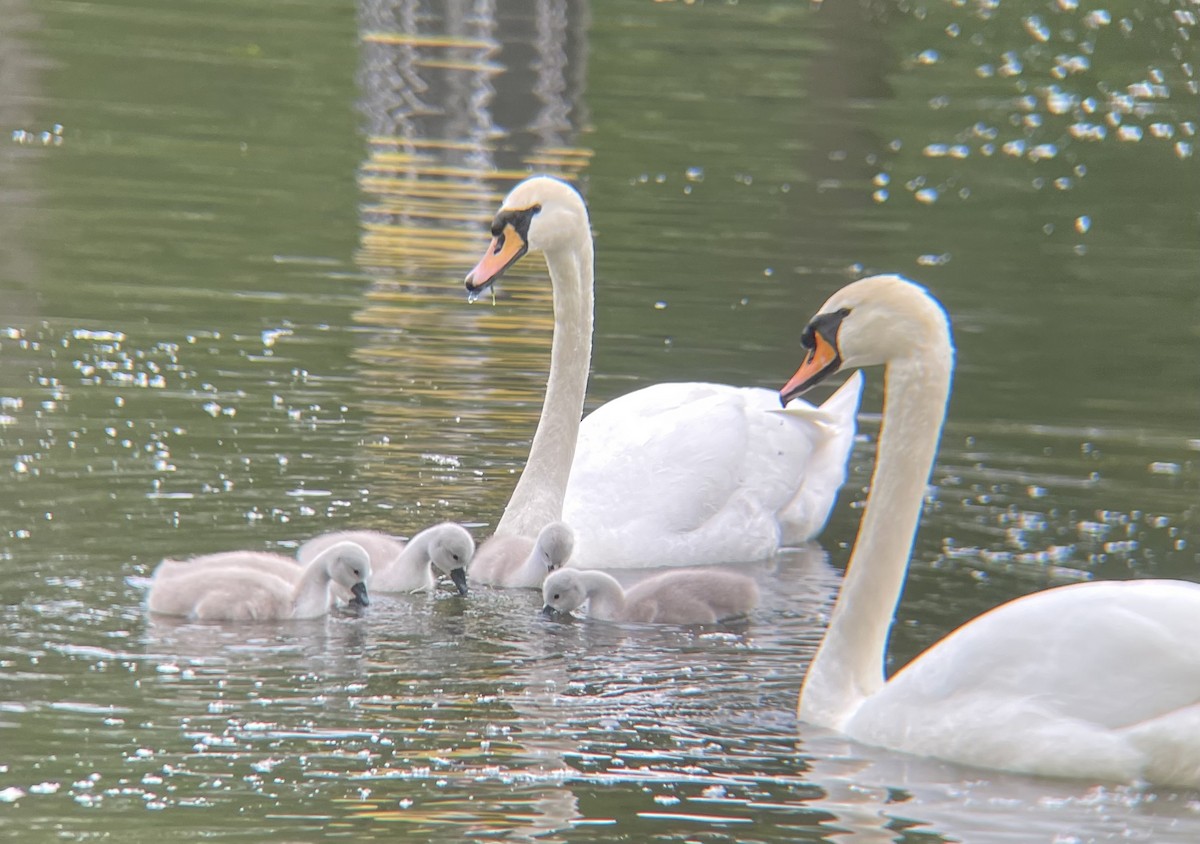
[298,524,473,595]
[541,567,759,624]
[147,541,371,621]
[470,520,574,588]
[464,175,862,569]
[785,273,1200,788]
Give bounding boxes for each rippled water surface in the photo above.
[1,0,1198,841]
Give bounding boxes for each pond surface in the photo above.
[1,0,1198,840]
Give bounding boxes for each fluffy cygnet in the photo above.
[541,567,758,624]
[470,521,574,588]
[147,541,371,621]
[298,524,474,595]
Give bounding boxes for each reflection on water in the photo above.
[0,0,1198,840]
[351,1,594,531]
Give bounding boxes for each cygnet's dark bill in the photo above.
[449,567,469,596]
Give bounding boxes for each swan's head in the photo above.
[541,568,587,619]
[323,541,373,608]
[426,522,475,596]
[533,521,575,574]
[465,176,589,295]
[780,275,952,404]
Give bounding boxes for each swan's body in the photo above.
[298,524,473,595]
[464,176,861,569]
[565,376,862,567]
[787,274,1200,787]
[541,568,759,625]
[471,521,574,588]
[147,541,371,621]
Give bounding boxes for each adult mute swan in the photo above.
[470,521,574,589]
[541,567,759,625]
[464,175,862,569]
[785,274,1200,788]
[298,523,473,595]
[147,541,371,621]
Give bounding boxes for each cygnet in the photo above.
[470,521,574,588]
[298,523,474,595]
[541,567,758,624]
[147,541,370,621]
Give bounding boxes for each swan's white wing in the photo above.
[847,579,1200,784]
[563,374,862,568]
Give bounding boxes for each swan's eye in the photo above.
[553,593,560,600]
[451,553,460,562]
[800,323,816,350]
[804,309,851,352]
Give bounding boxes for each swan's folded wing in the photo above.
[564,382,848,567]
[847,579,1200,780]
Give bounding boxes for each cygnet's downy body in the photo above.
[298,523,474,595]
[542,567,758,625]
[471,521,574,588]
[148,541,371,621]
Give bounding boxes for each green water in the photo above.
[0,0,1197,840]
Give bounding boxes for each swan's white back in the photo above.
[565,375,862,568]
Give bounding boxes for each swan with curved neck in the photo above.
[464,175,862,569]
[785,274,1200,787]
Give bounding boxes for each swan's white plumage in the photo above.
[465,175,861,569]
[847,579,1200,783]
[792,273,1200,788]
[565,374,862,568]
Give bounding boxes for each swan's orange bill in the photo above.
[465,224,528,292]
[780,330,839,403]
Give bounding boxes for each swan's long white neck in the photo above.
[799,341,952,729]
[579,570,626,620]
[496,237,594,537]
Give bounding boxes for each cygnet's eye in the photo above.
[451,553,460,562]
[553,593,560,600]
